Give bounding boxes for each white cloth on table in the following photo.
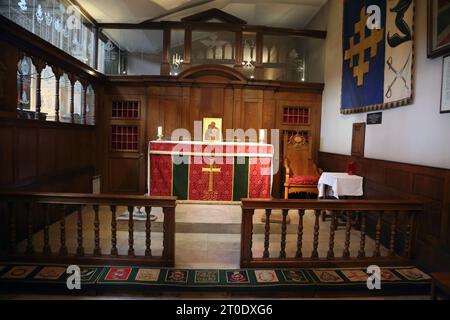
[318,172,363,199]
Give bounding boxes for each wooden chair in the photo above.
[283,132,322,199]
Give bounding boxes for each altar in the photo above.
[148,141,274,201]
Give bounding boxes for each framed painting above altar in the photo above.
[203,117,222,141]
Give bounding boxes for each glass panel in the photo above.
[73,80,83,124]
[17,56,33,110]
[59,73,71,123]
[41,65,56,121]
[262,35,324,83]
[86,84,95,125]
[100,29,164,75]
[169,29,184,75]
[0,0,96,67]
[241,32,256,79]
[191,30,235,66]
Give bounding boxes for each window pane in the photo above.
[101,29,163,75]
[41,65,56,121]
[262,35,324,83]
[191,30,236,66]
[86,84,95,125]
[74,80,83,124]
[59,73,71,123]
[0,0,96,68]
[17,56,33,111]
[169,29,184,75]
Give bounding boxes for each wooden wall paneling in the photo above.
[0,126,14,186]
[0,40,19,113]
[232,87,242,131]
[162,97,182,139]
[147,86,161,141]
[318,152,450,271]
[351,123,366,157]
[15,127,38,184]
[38,128,57,177]
[223,88,234,137]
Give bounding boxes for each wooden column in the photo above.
[389,213,398,257]
[8,203,16,254]
[145,206,152,257]
[25,203,34,255]
[162,206,175,267]
[76,205,84,256]
[295,210,305,259]
[110,205,118,256]
[31,58,45,120]
[68,74,76,123]
[311,210,320,259]
[240,208,254,267]
[235,31,243,66]
[51,66,63,122]
[263,209,271,258]
[82,81,88,125]
[184,26,192,65]
[42,204,51,255]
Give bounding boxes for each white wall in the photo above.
[319,0,450,169]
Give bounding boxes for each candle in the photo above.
[259,129,265,143]
[157,126,163,137]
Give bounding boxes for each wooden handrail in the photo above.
[0,192,177,207]
[240,199,425,268]
[241,199,425,211]
[0,192,177,267]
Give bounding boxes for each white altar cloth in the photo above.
[318,172,363,199]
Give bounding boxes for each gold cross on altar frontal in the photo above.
[202,159,221,192]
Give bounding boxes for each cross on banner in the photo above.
[202,159,221,192]
[344,7,384,86]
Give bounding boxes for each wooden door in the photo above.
[106,95,147,194]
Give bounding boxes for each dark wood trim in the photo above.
[351,122,366,157]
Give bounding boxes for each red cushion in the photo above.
[289,175,319,185]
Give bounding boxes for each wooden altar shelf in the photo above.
[240,199,424,268]
[0,192,177,267]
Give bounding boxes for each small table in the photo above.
[431,272,450,300]
[318,172,364,224]
[318,172,364,199]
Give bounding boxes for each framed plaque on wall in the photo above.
[441,55,450,113]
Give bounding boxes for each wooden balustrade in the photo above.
[240,199,424,268]
[0,192,177,267]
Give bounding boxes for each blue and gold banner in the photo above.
[341,0,414,114]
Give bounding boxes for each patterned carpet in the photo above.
[0,263,431,294]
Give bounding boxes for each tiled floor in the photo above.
[19,204,387,269]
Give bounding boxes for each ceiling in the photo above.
[76,0,327,29]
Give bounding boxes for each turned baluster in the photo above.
[8,203,16,254]
[76,205,84,256]
[343,211,352,259]
[69,75,75,123]
[128,206,135,256]
[311,210,320,259]
[327,211,337,259]
[59,205,68,256]
[110,205,118,256]
[43,204,51,255]
[389,213,398,257]
[279,209,288,259]
[263,209,271,258]
[51,66,63,122]
[373,213,382,258]
[403,212,415,259]
[145,207,152,257]
[93,205,101,256]
[358,213,366,259]
[295,210,305,259]
[26,203,34,255]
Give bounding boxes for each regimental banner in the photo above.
[148,141,273,201]
[341,0,414,114]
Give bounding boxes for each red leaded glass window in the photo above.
[282,107,309,125]
[112,100,140,119]
[111,125,138,151]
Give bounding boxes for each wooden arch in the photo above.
[177,64,248,83]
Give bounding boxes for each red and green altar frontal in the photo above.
[148,141,274,201]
